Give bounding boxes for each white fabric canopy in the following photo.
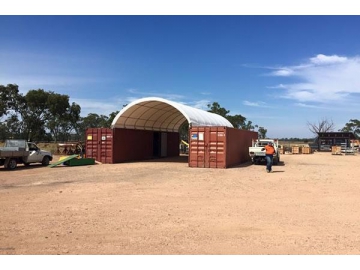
[111,97,233,132]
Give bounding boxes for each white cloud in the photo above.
[200,91,211,95]
[243,100,266,107]
[309,54,347,65]
[71,98,122,117]
[126,88,138,94]
[294,103,320,108]
[268,54,360,104]
[187,99,211,110]
[269,68,294,77]
[124,88,185,102]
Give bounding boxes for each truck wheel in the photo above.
[7,158,17,170]
[42,156,50,166]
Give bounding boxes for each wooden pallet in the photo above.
[292,146,300,154]
[331,146,342,155]
[302,147,312,154]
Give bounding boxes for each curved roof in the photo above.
[111,97,233,132]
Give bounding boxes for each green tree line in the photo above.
[1,84,268,142]
[207,102,268,138]
[0,84,118,142]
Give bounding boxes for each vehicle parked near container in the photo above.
[249,139,280,165]
[0,139,53,170]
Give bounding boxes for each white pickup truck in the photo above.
[0,139,53,170]
[249,139,280,165]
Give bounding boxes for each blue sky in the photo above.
[1,13,360,138]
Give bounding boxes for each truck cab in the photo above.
[23,142,52,166]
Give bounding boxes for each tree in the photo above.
[179,121,189,141]
[75,112,117,141]
[0,122,8,140]
[16,89,80,141]
[207,102,262,131]
[46,94,81,142]
[307,118,336,151]
[241,120,258,131]
[226,114,247,129]
[46,92,72,141]
[0,86,82,141]
[108,110,119,126]
[207,102,229,117]
[17,89,50,141]
[307,117,335,135]
[0,84,22,117]
[339,119,360,138]
[66,102,82,141]
[258,126,267,139]
[5,114,24,139]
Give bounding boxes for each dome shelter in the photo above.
[111,97,233,131]
[86,97,257,168]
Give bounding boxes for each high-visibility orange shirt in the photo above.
[264,144,276,155]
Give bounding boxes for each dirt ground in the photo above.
[1,152,360,255]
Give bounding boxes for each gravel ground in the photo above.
[1,152,360,255]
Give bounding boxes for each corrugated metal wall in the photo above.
[189,126,258,168]
[227,127,258,166]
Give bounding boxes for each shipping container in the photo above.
[86,128,114,163]
[86,128,180,164]
[188,126,258,169]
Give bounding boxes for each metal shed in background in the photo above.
[316,132,356,151]
[86,97,257,168]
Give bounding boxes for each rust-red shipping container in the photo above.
[189,126,258,168]
[86,128,180,164]
[86,128,114,163]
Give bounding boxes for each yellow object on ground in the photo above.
[181,140,189,146]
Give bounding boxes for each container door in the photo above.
[208,128,225,168]
[189,128,207,168]
[189,127,226,168]
[86,128,113,163]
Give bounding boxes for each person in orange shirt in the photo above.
[261,142,276,173]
